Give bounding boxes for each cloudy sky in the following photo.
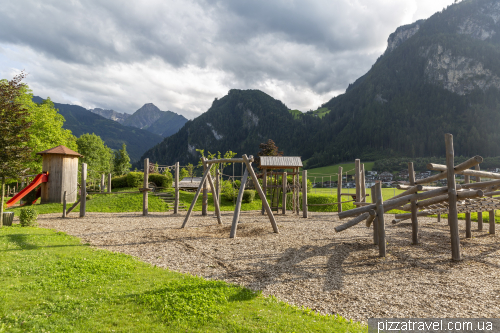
[0,0,455,118]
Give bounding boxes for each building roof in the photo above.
[36,145,82,157]
[259,156,303,168]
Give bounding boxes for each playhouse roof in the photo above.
[259,156,303,168]
[36,145,82,157]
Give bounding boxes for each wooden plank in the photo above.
[445,134,461,261]
[408,162,419,245]
[375,182,386,257]
[282,172,287,215]
[174,162,179,214]
[337,166,343,213]
[334,212,370,232]
[80,163,86,218]
[243,154,279,233]
[230,168,249,238]
[143,158,149,216]
[302,170,308,218]
[182,163,213,228]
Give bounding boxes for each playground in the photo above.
[32,210,500,323]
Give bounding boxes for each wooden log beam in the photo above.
[338,186,449,220]
[302,170,308,218]
[174,162,179,214]
[427,165,500,180]
[370,186,378,244]
[476,165,483,231]
[401,190,484,211]
[397,184,423,191]
[66,197,81,215]
[427,155,483,173]
[395,211,434,219]
[230,168,249,238]
[415,171,447,185]
[282,172,287,215]
[361,164,366,203]
[182,163,213,228]
[143,158,149,216]
[409,162,419,245]
[334,212,370,232]
[62,191,67,218]
[355,159,361,207]
[80,163,87,218]
[205,158,250,164]
[460,179,500,189]
[390,185,421,201]
[465,175,472,238]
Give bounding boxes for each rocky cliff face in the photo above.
[458,1,500,40]
[385,20,424,53]
[90,108,130,124]
[422,44,500,95]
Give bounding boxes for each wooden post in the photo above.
[489,209,495,234]
[174,162,179,214]
[355,159,360,205]
[242,155,279,233]
[143,158,149,216]
[0,177,5,227]
[182,164,213,228]
[101,174,105,193]
[371,185,378,245]
[215,168,220,216]
[302,170,308,218]
[80,163,87,218]
[202,163,208,216]
[230,168,249,238]
[203,161,222,225]
[465,175,471,238]
[62,191,67,218]
[361,164,366,202]
[408,162,419,245]
[337,166,343,213]
[437,214,441,222]
[296,168,300,216]
[282,172,287,214]
[261,168,267,215]
[476,165,483,231]
[375,182,386,257]
[445,134,461,261]
[107,173,112,193]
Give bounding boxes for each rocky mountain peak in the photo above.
[385,20,424,54]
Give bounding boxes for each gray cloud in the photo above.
[0,0,454,116]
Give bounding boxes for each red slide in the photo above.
[7,172,49,208]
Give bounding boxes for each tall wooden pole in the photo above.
[371,185,378,245]
[375,182,386,257]
[302,170,308,218]
[215,168,220,216]
[182,164,213,228]
[476,164,483,231]
[445,134,461,261]
[408,162,419,244]
[282,172,287,214]
[296,168,300,216]
[361,164,366,203]
[202,163,208,216]
[62,191,67,218]
[107,173,112,193]
[261,168,267,215]
[230,168,249,238]
[143,158,149,216]
[464,175,472,238]
[174,162,179,214]
[337,166,343,213]
[80,163,87,218]
[355,159,361,206]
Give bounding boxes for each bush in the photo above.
[22,187,39,205]
[306,194,356,212]
[19,207,38,227]
[242,190,255,203]
[149,173,173,188]
[126,172,144,187]
[111,175,128,189]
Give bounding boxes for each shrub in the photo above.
[149,173,173,188]
[19,207,38,227]
[242,190,255,203]
[111,175,128,189]
[306,194,356,212]
[22,187,39,205]
[126,172,144,187]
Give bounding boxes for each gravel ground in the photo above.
[30,211,500,323]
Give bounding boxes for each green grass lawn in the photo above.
[0,225,366,332]
[306,162,375,180]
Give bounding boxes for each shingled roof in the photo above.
[36,145,82,157]
[259,156,302,168]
